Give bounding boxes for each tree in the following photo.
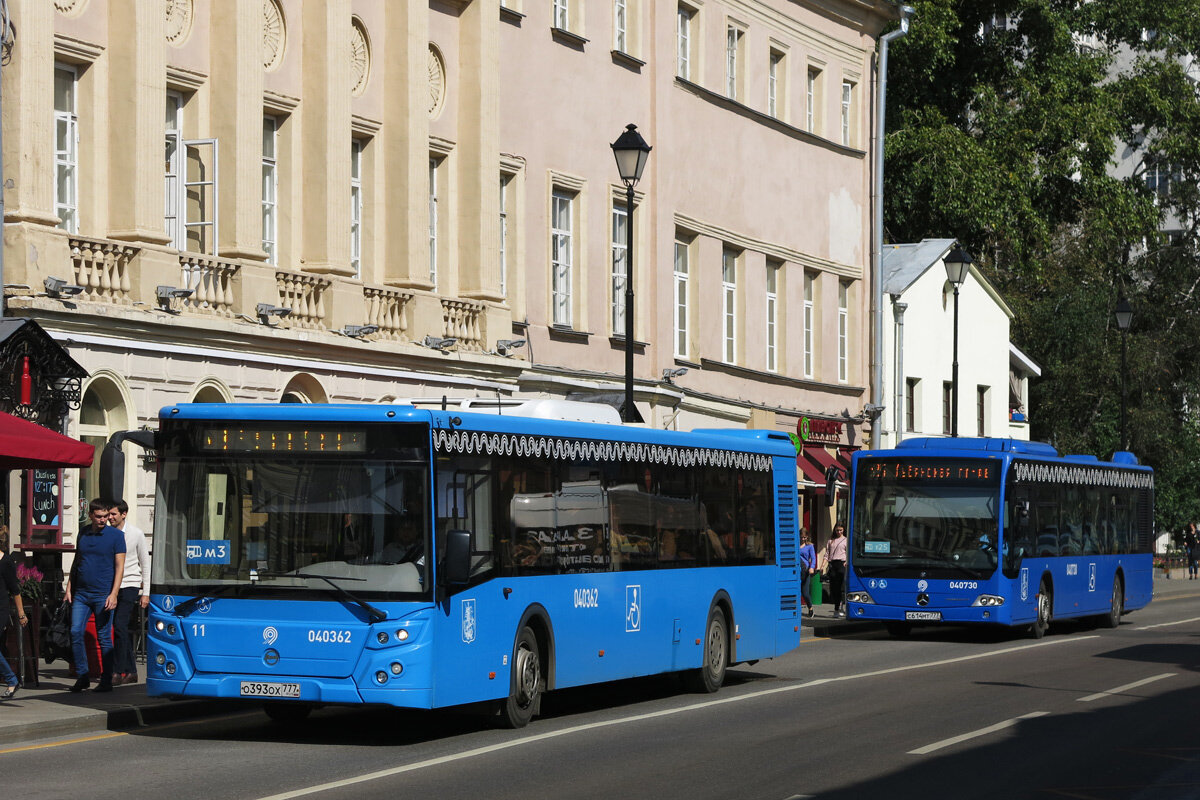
[884,0,1200,534]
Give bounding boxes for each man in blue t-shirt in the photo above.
[64,498,126,693]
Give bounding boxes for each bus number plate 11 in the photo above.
[240,681,301,698]
[904,611,942,621]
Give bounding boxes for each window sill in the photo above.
[500,6,524,24]
[611,50,645,70]
[551,27,589,49]
[608,334,648,353]
[548,325,591,343]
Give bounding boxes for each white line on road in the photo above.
[1135,616,1200,630]
[1076,673,1176,702]
[907,712,1050,756]
[254,636,1096,800]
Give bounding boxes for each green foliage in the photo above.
[885,0,1200,534]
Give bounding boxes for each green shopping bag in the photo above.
[811,572,823,605]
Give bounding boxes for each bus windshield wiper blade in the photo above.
[175,583,247,617]
[257,570,387,623]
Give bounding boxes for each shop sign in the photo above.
[798,415,843,444]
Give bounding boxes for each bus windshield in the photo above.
[852,457,1002,579]
[153,424,431,600]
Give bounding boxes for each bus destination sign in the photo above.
[862,459,998,484]
[201,427,367,453]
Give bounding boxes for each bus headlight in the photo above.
[376,631,389,645]
[390,662,403,675]
[395,628,410,642]
[375,671,388,684]
[846,591,874,604]
[972,594,1005,607]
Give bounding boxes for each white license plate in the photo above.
[905,611,942,621]
[239,681,301,698]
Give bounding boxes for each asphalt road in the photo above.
[6,592,1200,800]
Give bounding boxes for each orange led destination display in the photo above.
[201,427,367,453]
[862,459,997,483]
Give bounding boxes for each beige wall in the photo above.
[2,0,894,538]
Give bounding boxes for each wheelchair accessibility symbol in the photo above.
[625,585,641,632]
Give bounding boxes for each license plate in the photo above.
[905,611,942,621]
[239,681,301,698]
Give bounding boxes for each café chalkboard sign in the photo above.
[25,467,63,546]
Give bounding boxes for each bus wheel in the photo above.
[685,607,728,693]
[263,701,313,723]
[1030,581,1051,639]
[884,622,912,638]
[1102,575,1124,629]
[501,626,542,729]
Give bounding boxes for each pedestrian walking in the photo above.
[1185,523,1199,580]
[0,527,28,699]
[64,498,126,693]
[822,522,848,618]
[798,530,817,618]
[110,500,150,685]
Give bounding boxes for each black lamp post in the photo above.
[943,246,972,437]
[1115,297,1133,452]
[611,124,652,423]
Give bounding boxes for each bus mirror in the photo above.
[99,441,125,503]
[824,466,841,506]
[443,529,472,586]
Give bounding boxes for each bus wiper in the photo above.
[256,570,387,623]
[175,583,248,617]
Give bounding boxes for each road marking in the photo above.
[1076,673,1175,702]
[1135,616,1200,630]
[908,712,1049,755]
[0,731,126,755]
[254,636,1095,800]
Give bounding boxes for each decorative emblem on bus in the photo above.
[263,626,279,646]
[1020,568,1029,602]
[1088,563,1097,592]
[917,579,929,593]
[625,585,642,632]
[162,595,174,611]
[196,598,211,614]
[462,599,476,644]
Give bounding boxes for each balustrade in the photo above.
[275,271,330,329]
[69,237,136,305]
[364,287,412,341]
[180,254,239,317]
[441,298,484,351]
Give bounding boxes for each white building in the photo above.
[876,239,1040,448]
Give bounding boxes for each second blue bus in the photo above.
[845,437,1153,637]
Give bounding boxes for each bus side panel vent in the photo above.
[780,593,798,612]
[775,482,798,570]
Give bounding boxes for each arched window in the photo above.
[76,376,132,523]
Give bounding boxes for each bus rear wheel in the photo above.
[1030,580,1051,639]
[500,626,542,729]
[1102,575,1124,629]
[684,607,728,693]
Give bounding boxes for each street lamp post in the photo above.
[1115,297,1133,452]
[943,246,972,437]
[611,124,652,423]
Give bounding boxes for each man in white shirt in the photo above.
[110,500,150,686]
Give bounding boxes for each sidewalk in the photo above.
[0,664,235,746]
[1,571,1196,747]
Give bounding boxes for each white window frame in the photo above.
[766,263,778,372]
[722,248,738,363]
[611,201,628,335]
[677,5,692,80]
[429,157,439,288]
[768,50,782,119]
[551,190,574,327]
[614,0,628,52]
[54,64,79,234]
[553,0,570,30]
[184,138,219,257]
[838,280,849,383]
[164,91,186,250]
[674,238,689,359]
[803,272,814,378]
[841,80,853,146]
[262,116,278,264]
[499,173,510,298]
[351,139,363,278]
[806,67,819,134]
[725,24,743,100]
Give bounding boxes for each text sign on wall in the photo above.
[24,468,64,547]
[798,416,844,443]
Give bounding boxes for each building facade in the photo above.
[877,239,1040,450]
[2,0,896,554]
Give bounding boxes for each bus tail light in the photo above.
[972,594,1005,607]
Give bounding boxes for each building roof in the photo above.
[881,238,1014,319]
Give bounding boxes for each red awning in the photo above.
[0,410,95,470]
[797,445,856,489]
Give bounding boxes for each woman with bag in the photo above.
[821,522,849,618]
[0,528,28,699]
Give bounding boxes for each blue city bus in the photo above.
[138,401,802,726]
[844,437,1154,638]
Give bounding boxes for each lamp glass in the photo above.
[1115,298,1133,330]
[611,124,651,184]
[943,246,972,285]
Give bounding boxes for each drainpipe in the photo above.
[892,297,907,445]
[0,0,12,317]
[870,5,914,449]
